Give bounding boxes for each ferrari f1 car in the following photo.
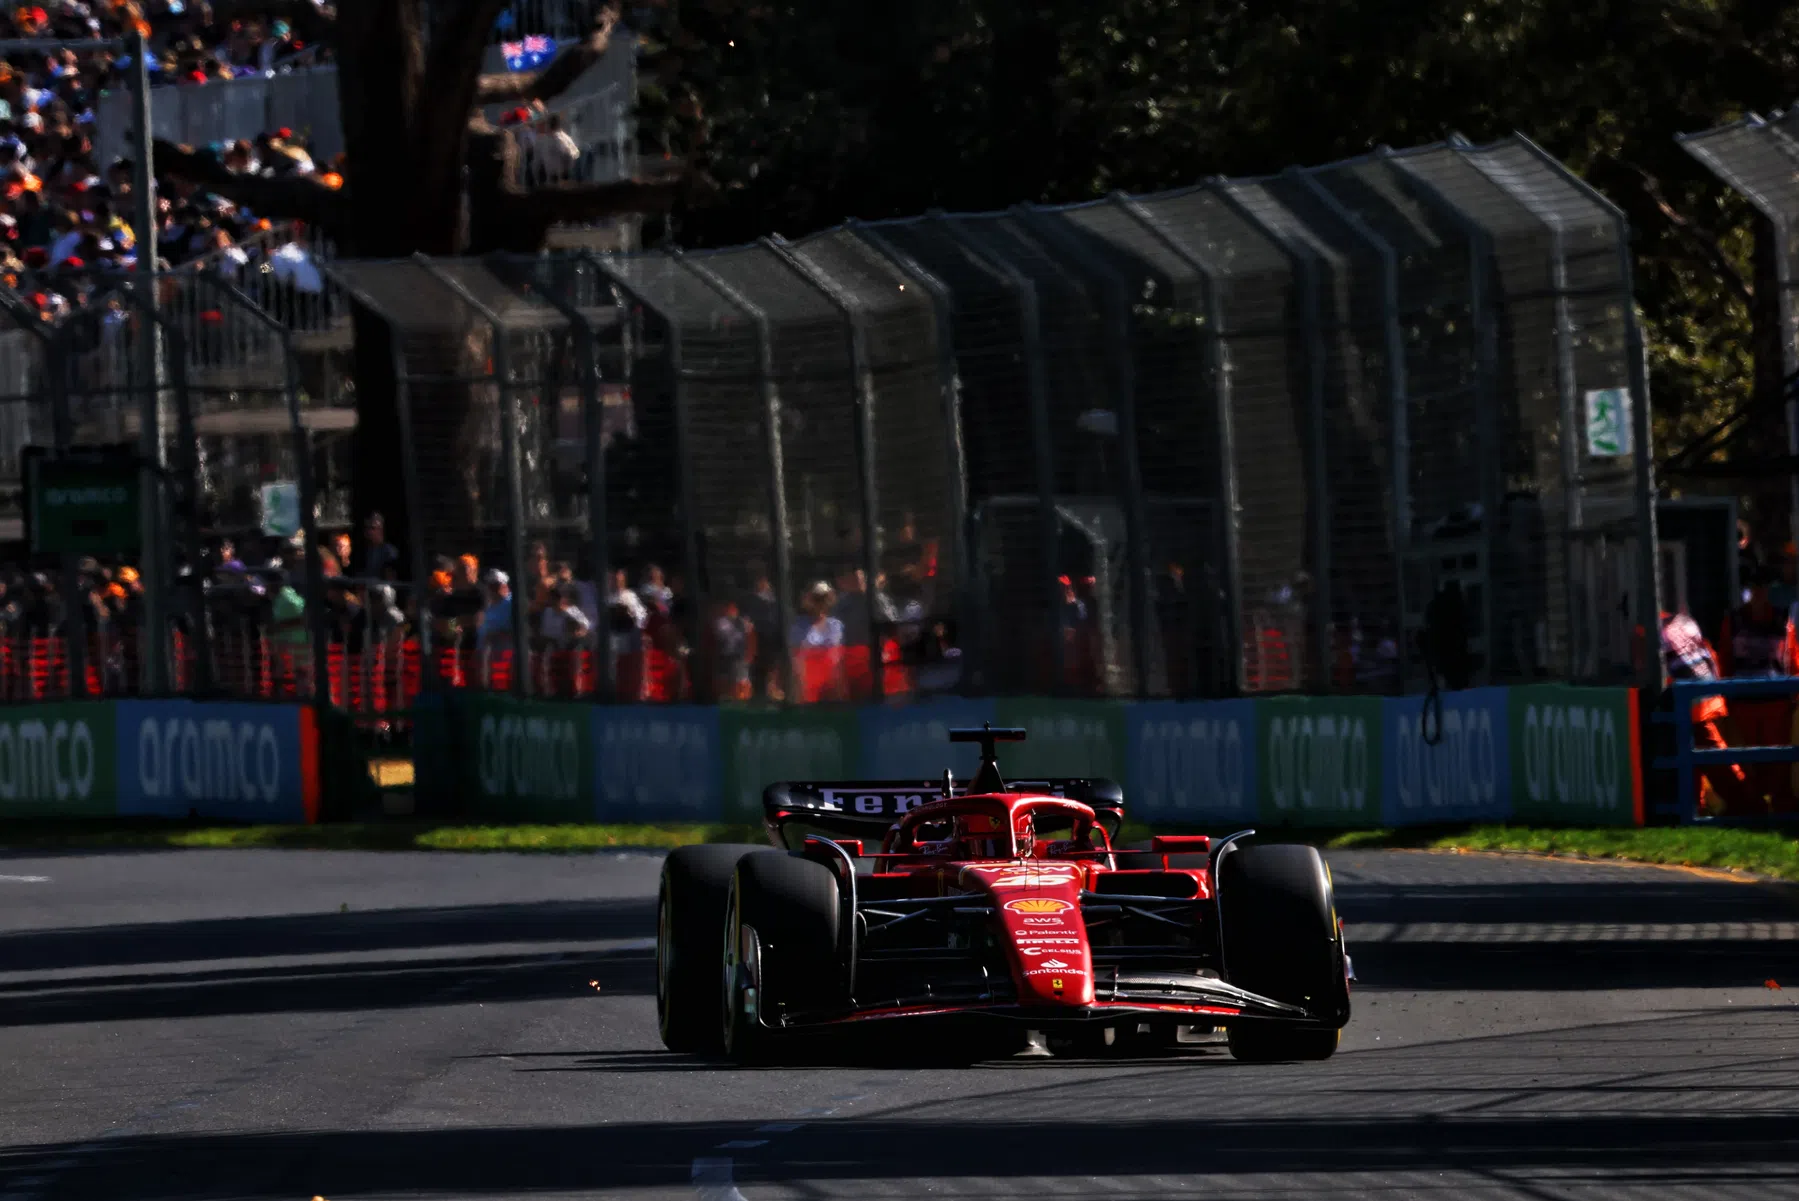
[656,725,1351,1063]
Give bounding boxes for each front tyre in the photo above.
[1217,843,1349,1063]
[722,851,842,1063]
[657,844,761,1054]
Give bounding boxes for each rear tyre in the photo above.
[722,851,842,1062]
[657,844,762,1054]
[1217,843,1349,1064]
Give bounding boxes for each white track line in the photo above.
[692,1157,748,1201]
[0,875,49,883]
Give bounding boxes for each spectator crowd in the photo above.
[0,1,337,320]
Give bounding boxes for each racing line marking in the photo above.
[715,1140,768,1150]
[0,875,49,883]
[691,1157,748,1201]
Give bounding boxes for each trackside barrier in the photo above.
[0,701,320,822]
[1653,678,1799,822]
[414,686,1644,828]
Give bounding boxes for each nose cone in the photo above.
[960,861,1093,1006]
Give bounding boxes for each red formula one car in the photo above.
[656,725,1351,1063]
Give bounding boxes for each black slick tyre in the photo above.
[722,851,842,1062]
[657,844,761,1054]
[1217,843,1349,1063]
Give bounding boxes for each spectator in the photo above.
[1662,609,1757,815]
[540,582,592,649]
[532,112,581,181]
[477,569,514,652]
[361,512,399,581]
[711,598,752,700]
[605,567,647,658]
[833,567,899,648]
[637,563,672,613]
[740,562,783,698]
[792,581,844,649]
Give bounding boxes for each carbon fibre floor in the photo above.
[0,848,1793,1199]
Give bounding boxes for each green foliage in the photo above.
[638,0,1799,490]
[1327,823,1799,881]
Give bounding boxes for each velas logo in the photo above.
[0,718,95,802]
[1006,898,1072,915]
[137,716,280,803]
[479,713,581,802]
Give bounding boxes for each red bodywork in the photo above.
[796,791,1240,1024]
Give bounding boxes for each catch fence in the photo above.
[3,132,1660,713]
[1679,110,1799,533]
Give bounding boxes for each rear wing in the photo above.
[762,778,1124,847]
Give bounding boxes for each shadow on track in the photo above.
[6,1108,1797,1199]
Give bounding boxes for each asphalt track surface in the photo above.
[2,848,1797,1200]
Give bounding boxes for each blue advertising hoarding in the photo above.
[1126,699,1258,826]
[858,698,998,782]
[593,705,721,822]
[1383,687,1512,825]
[114,700,311,822]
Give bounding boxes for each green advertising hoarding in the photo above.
[1509,684,1640,825]
[1256,695,1383,827]
[459,693,596,822]
[0,702,116,817]
[992,698,1126,781]
[718,707,860,821]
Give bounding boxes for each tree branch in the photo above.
[475,5,621,107]
[1611,156,1754,307]
[153,139,353,234]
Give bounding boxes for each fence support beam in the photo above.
[1379,147,1502,687]
[506,252,614,701]
[1111,191,1242,697]
[849,219,978,697]
[587,254,708,702]
[672,249,797,704]
[1014,206,1155,698]
[209,277,331,708]
[1208,179,1333,694]
[764,236,887,701]
[930,213,1065,695]
[414,256,533,696]
[1453,136,1585,680]
[1291,167,1412,690]
[1516,132,1662,692]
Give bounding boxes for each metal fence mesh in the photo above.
[8,133,1657,705]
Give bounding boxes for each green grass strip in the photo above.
[1325,824,1799,881]
[4,819,1799,880]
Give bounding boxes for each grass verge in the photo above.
[1325,824,1799,882]
[0,820,764,853]
[4,819,1799,879]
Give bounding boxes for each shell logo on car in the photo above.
[1005,897,1072,915]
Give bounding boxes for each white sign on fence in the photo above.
[260,482,301,537]
[1584,387,1633,457]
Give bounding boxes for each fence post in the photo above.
[1110,192,1242,697]
[1379,147,1502,687]
[672,250,797,704]
[3,296,87,698]
[1453,137,1582,680]
[1205,180,1333,694]
[931,213,1065,695]
[764,235,886,701]
[1514,132,1663,691]
[209,276,330,705]
[848,220,978,696]
[507,252,613,701]
[414,256,532,696]
[587,254,707,702]
[1291,167,1411,690]
[1013,206,1154,698]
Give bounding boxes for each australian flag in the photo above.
[502,36,557,72]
